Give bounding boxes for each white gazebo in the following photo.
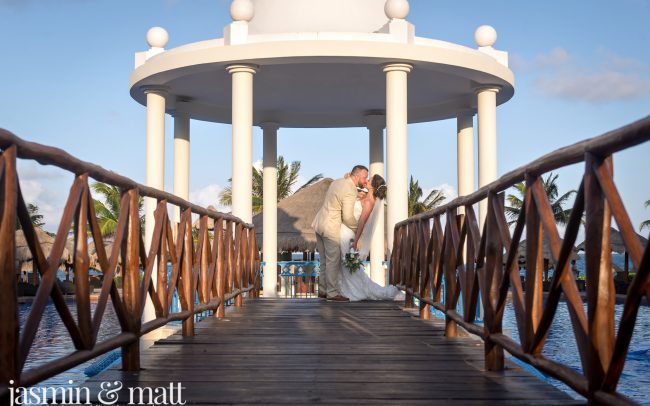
[130,0,515,300]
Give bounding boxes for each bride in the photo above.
[338,174,404,301]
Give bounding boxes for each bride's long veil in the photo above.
[357,198,383,259]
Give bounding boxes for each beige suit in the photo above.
[312,177,358,297]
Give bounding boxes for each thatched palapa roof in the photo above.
[253,178,333,252]
[576,227,648,254]
[515,237,579,266]
[15,228,70,273]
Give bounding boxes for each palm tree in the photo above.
[219,156,323,214]
[408,176,446,217]
[91,182,144,237]
[16,203,45,230]
[504,172,576,226]
[641,199,650,233]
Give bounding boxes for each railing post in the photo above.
[443,211,457,338]
[214,219,226,318]
[248,226,258,297]
[389,227,399,286]
[403,224,415,308]
[234,223,244,307]
[226,221,234,296]
[524,177,543,354]
[0,147,20,401]
[122,189,141,371]
[484,193,504,371]
[182,208,195,337]
[584,153,615,395]
[419,220,431,320]
[200,217,210,303]
[241,226,249,297]
[74,175,93,349]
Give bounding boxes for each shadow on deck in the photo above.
[81,299,581,405]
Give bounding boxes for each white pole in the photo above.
[227,64,258,224]
[261,122,279,298]
[383,63,412,251]
[476,87,499,230]
[173,106,190,223]
[143,87,166,324]
[457,113,475,206]
[366,115,386,286]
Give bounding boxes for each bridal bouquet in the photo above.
[344,242,364,273]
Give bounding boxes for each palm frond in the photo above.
[422,189,445,209]
[641,220,650,232]
[295,174,324,193]
[218,185,232,207]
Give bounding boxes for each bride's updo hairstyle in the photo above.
[371,174,387,200]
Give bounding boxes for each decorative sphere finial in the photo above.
[146,27,169,48]
[230,0,254,22]
[474,25,497,47]
[385,0,409,20]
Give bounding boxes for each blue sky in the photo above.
[1,0,649,237]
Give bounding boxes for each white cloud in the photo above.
[536,71,650,102]
[19,179,43,202]
[518,47,650,102]
[253,159,263,171]
[16,163,67,233]
[508,54,529,73]
[189,184,230,213]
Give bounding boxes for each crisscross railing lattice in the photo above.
[391,116,650,405]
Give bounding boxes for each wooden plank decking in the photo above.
[83,299,583,405]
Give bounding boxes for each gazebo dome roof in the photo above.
[129,0,515,128]
[247,0,389,35]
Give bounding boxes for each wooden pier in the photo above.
[82,299,580,405]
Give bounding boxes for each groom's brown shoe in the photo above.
[327,295,350,302]
[317,292,327,299]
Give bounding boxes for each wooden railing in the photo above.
[390,116,650,405]
[0,129,260,401]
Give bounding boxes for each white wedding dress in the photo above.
[338,199,405,301]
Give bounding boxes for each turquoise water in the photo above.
[502,301,650,405]
[18,299,122,390]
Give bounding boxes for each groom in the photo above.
[313,165,369,301]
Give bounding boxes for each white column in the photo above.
[227,64,258,223]
[143,87,167,324]
[457,113,475,208]
[476,87,499,230]
[261,122,278,298]
[365,115,386,286]
[173,105,190,223]
[383,63,412,251]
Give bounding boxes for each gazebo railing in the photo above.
[0,129,260,402]
[278,261,320,298]
[261,260,389,298]
[390,116,650,405]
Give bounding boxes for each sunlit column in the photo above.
[227,64,258,223]
[365,115,386,286]
[173,102,191,223]
[261,122,278,298]
[457,113,475,209]
[143,86,167,324]
[476,86,499,230]
[383,63,412,251]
